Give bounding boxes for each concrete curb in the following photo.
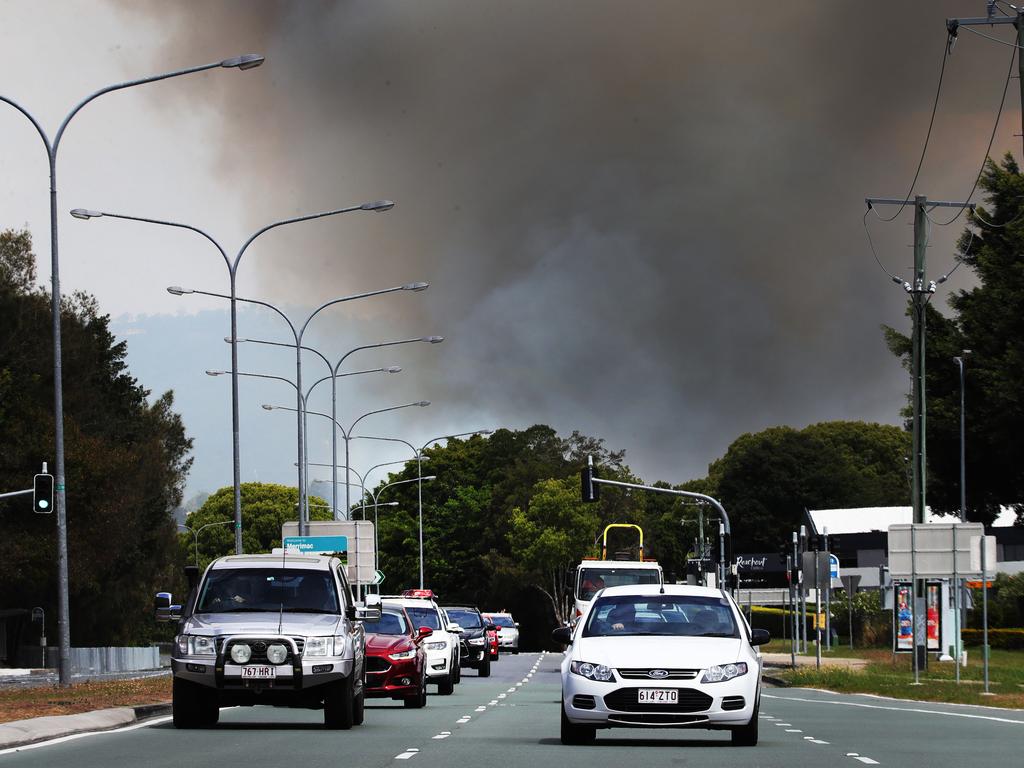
[0,702,171,751]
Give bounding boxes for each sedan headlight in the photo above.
[177,635,217,657]
[700,662,748,683]
[424,641,447,651]
[468,637,486,646]
[570,660,614,682]
[388,649,417,661]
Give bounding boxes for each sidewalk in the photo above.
[0,703,171,751]
[761,652,869,670]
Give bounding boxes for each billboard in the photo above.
[893,581,942,653]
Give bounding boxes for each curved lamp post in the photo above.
[178,520,234,569]
[352,430,493,587]
[2,52,264,687]
[70,198,394,552]
[235,335,443,518]
[262,402,431,520]
[166,283,423,532]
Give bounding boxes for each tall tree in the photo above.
[0,229,193,645]
[884,154,1024,524]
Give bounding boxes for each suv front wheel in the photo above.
[324,676,355,729]
[172,678,219,729]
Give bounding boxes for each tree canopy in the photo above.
[0,229,193,645]
[884,155,1024,524]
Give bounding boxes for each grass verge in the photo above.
[767,643,1024,708]
[0,676,171,724]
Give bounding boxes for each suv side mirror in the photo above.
[750,628,771,646]
[155,592,181,623]
[448,623,463,634]
[551,626,572,646]
[356,607,381,622]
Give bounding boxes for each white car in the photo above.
[553,584,768,746]
[381,591,460,694]
[483,612,519,653]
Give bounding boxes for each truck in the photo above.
[571,524,664,624]
[156,552,379,729]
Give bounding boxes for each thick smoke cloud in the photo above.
[112,0,1016,484]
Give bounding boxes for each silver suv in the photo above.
[156,553,379,729]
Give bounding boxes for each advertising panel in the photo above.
[893,581,942,653]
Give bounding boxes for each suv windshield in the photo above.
[404,605,442,630]
[582,595,739,638]
[445,608,482,629]
[196,568,339,614]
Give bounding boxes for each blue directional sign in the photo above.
[829,553,840,580]
[283,535,348,555]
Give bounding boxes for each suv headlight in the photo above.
[468,637,486,646]
[305,636,347,657]
[389,649,417,661]
[700,662,748,683]
[570,661,614,682]
[424,640,447,651]
[177,635,217,657]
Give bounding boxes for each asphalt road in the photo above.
[2,651,1021,767]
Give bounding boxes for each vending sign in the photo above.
[893,581,942,653]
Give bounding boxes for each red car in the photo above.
[486,625,499,660]
[365,606,433,708]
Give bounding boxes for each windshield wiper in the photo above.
[281,608,337,614]
[698,632,736,638]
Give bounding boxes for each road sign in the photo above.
[840,574,862,593]
[970,535,996,573]
[829,553,840,580]
[372,569,385,585]
[283,535,348,555]
[888,523,984,577]
[801,551,831,592]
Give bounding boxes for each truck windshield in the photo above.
[196,568,339,614]
[578,567,662,600]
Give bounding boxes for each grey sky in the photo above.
[1,1,1012,501]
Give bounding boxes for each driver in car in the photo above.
[607,603,636,632]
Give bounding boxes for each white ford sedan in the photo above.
[553,584,768,746]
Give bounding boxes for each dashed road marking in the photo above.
[785,729,802,732]
[432,732,451,740]
[395,748,420,760]
[475,706,487,712]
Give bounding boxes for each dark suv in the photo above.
[442,606,496,677]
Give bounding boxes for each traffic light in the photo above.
[33,473,54,514]
[581,464,600,503]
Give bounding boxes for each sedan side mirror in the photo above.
[551,626,572,646]
[750,628,771,646]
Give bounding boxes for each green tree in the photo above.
[0,228,193,645]
[703,421,910,552]
[884,154,1024,524]
[509,477,601,624]
[181,482,330,570]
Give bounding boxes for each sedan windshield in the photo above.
[582,595,739,638]
[196,568,339,614]
[487,615,515,628]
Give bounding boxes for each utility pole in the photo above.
[947,6,1024,160]
[864,196,974,525]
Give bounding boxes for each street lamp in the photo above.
[168,284,424,532]
[352,430,494,587]
[308,457,424,518]
[178,520,234,569]
[262,402,431,520]
[2,53,264,687]
[953,350,972,522]
[232,333,442,517]
[208,365,393,518]
[71,199,395,553]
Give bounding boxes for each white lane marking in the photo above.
[432,734,450,740]
[0,715,173,755]
[521,678,530,683]
[786,729,803,732]
[853,758,879,765]
[457,717,470,724]
[809,739,830,744]
[515,682,523,687]
[488,700,498,705]
[506,687,516,693]
[497,693,507,699]
[804,736,815,740]
[474,706,486,712]
[775,722,792,726]
[395,753,417,760]
[764,693,1024,725]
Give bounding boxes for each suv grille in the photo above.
[223,637,304,664]
[617,668,700,680]
[603,687,712,713]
